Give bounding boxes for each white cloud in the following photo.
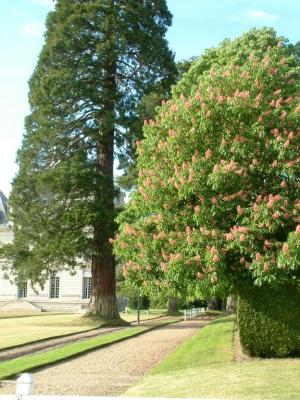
[21,21,45,38]
[31,0,54,7]
[246,9,278,22]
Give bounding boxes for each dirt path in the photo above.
[0,318,210,396]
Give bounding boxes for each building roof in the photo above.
[0,191,8,225]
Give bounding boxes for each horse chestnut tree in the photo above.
[114,29,300,310]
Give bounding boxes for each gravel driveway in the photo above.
[0,318,209,396]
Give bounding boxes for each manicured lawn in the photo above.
[0,317,180,380]
[124,315,300,400]
[0,310,168,350]
[0,314,106,349]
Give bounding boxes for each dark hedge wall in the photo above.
[237,282,300,358]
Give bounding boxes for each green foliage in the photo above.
[128,293,150,310]
[237,282,300,357]
[117,57,195,191]
[1,0,176,296]
[114,28,300,300]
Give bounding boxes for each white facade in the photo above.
[0,189,127,313]
[0,225,92,312]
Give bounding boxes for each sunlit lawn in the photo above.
[124,315,300,400]
[0,309,166,349]
[0,313,104,349]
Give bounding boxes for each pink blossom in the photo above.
[194,205,201,213]
[295,225,300,234]
[213,164,219,173]
[240,234,246,242]
[184,100,191,109]
[282,243,289,254]
[211,197,217,204]
[185,226,192,235]
[225,232,234,241]
[283,139,290,148]
[280,57,286,64]
[280,181,286,188]
[205,148,212,159]
[161,262,167,272]
[264,240,272,249]
[255,252,262,261]
[272,211,280,219]
[284,96,292,104]
[275,98,282,109]
[237,226,249,234]
[212,254,220,263]
[197,272,205,279]
[237,205,244,215]
[194,255,201,264]
[263,263,269,272]
[168,129,176,137]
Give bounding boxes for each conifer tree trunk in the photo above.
[89,7,119,318]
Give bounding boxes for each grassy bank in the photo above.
[125,315,300,400]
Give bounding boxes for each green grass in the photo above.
[124,315,300,400]
[0,316,180,380]
[0,310,168,350]
[0,314,105,350]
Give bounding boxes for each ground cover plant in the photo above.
[0,316,180,380]
[114,28,300,356]
[125,316,300,400]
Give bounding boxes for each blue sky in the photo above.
[0,0,299,196]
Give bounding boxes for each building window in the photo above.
[18,281,27,298]
[82,276,92,299]
[50,276,60,299]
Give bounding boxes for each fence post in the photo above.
[16,373,34,398]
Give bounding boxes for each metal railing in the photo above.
[183,307,206,320]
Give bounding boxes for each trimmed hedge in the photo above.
[237,282,300,358]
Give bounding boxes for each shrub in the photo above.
[128,293,150,310]
[237,282,300,357]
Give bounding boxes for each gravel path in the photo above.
[0,318,210,396]
[0,316,166,362]
[0,326,123,362]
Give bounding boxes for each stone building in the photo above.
[0,190,127,313]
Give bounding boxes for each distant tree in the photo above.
[1,0,176,319]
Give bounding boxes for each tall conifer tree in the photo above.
[4,0,176,318]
